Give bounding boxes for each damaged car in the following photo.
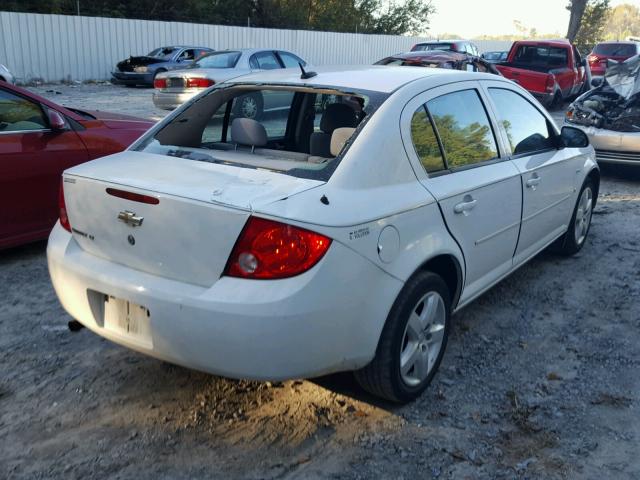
[49,66,598,403]
[375,50,501,75]
[566,54,640,165]
[112,46,213,87]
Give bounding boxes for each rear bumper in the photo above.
[567,123,640,165]
[47,223,402,380]
[152,90,199,110]
[111,71,154,86]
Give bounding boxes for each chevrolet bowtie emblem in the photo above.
[117,210,144,227]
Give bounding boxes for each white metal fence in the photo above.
[0,11,512,83]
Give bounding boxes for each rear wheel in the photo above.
[235,92,264,120]
[354,271,451,403]
[552,179,595,255]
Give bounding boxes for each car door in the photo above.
[401,82,522,303]
[0,88,88,245]
[482,83,580,265]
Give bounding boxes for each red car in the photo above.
[587,41,640,78]
[0,81,153,249]
[496,40,588,108]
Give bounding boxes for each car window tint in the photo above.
[488,88,555,155]
[410,106,446,174]
[0,89,47,132]
[279,52,305,68]
[426,89,498,168]
[252,52,281,70]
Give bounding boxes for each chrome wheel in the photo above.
[400,292,446,387]
[574,186,593,246]
[240,96,258,119]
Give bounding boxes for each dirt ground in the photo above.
[1,85,639,479]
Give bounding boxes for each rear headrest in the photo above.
[320,103,357,133]
[330,127,355,157]
[230,118,267,147]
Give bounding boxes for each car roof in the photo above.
[595,40,638,45]
[387,51,467,60]
[513,39,571,47]
[224,65,501,93]
[415,39,470,43]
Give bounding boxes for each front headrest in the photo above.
[330,127,355,157]
[320,103,357,133]
[230,118,267,147]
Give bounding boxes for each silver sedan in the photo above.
[152,48,308,114]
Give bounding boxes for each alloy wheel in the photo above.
[400,291,446,387]
[574,186,593,246]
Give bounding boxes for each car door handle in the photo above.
[526,176,541,189]
[454,197,477,215]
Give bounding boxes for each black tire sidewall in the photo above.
[386,272,451,401]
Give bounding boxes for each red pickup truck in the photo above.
[496,40,588,108]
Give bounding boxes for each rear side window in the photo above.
[410,106,446,174]
[488,88,555,155]
[250,51,281,70]
[426,89,498,169]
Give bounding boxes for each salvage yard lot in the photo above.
[1,84,639,479]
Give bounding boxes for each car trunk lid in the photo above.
[62,152,323,286]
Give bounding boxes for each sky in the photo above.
[427,0,640,38]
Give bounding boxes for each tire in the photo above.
[552,179,595,255]
[354,271,451,403]
[235,92,264,120]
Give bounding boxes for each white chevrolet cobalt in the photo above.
[48,66,599,402]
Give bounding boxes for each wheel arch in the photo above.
[414,254,464,309]
[586,167,600,208]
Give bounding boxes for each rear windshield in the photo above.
[413,43,454,52]
[513,45,568,67]
[147,47,179,59]
[593,43,637,57]
[134,85,388,181]
[194,51,242,69]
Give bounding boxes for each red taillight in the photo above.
[186,78,214,88]
[59,178,71,232]
[545,75,555,92]
[224,217,332,279]
[106,188,160,205]
[587,54,600,64]
[153,78,167,89]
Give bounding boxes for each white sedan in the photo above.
[48,66,599,402]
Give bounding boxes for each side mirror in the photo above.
[561,126,589,148]
[47,110,67,131]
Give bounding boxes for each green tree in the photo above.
[573,0,611,53]
[602,3,640,40]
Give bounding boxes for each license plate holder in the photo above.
[104,296,152,348]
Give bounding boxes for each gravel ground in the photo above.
[1,85,639,479]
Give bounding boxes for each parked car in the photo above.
[411,40,480,57]
[111,46,214,87]
[0,64,15,84]
[496,40,588,108]
[49,66,599,403]
[566,54,640,165]
[375,51,501,75]
[481,51,508,63]
[587,41,640,80]
[0,82,153,249]
[152,49,308,113]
